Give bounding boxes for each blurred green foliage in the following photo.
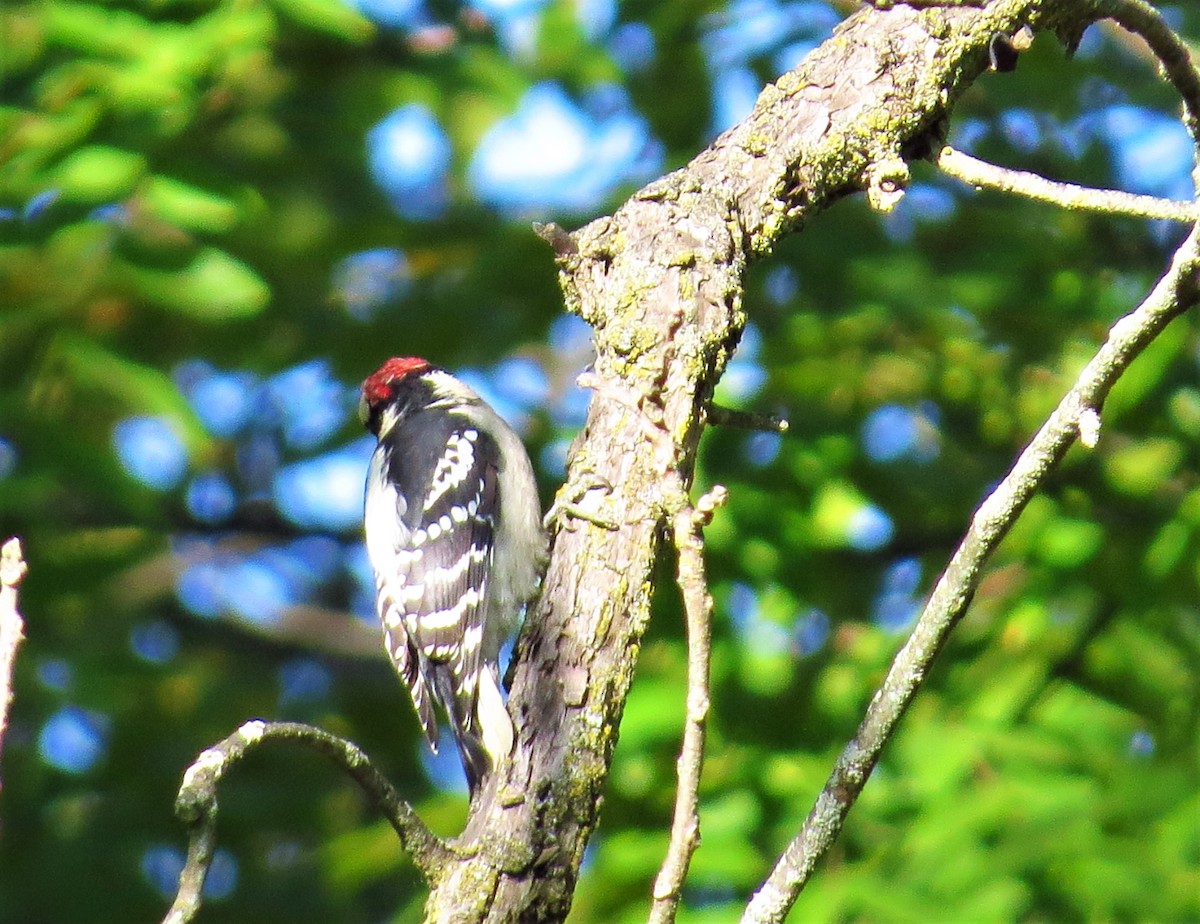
[1,0,1198,922]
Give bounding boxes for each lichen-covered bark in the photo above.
[422,2,1093,920]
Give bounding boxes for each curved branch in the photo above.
[650,485,727,924]
[743,11,1199,916]
[163,720,449,924]
[1103,0,1200,140]
[742,223,1200,924]
[937,146,1200,221]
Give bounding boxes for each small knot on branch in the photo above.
[1,538,26,590]
[865,157,909,213]
[988,26,1033,72]
[694,485,728,525]
[1077,406,1102,449]
[533,221,579,258]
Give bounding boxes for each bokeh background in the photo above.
[1,1,1198,921]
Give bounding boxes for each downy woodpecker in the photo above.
[359,357,547,793]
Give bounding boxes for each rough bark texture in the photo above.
[425,1,1091,920]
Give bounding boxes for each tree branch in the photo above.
[708,404,790,433]
[741,10,1200,916]
[649,485,727,924]
[163,720,450,924]
[422,2,1127,919]
[0,537,27,792]
[936,146,1200,221]
[1103,0,1200,140]
[935,1,1200,223]
[742,222,1200,924]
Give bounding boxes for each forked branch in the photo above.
[163,720,449,924]
[742,223,1200,924]
[742,4,1200,919]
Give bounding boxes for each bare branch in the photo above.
[164,801,218,924]
[742,225,1200,924]
[708,405,790,433]
[0,537,28,790]
[740,7,1200,919]
[939,4,1200,218]
[936,146,1200,221]
[1104,0,1200,140]
[163,720,450,924]
[649,485,728,924]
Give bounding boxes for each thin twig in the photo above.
[937,146,1200,221]
[649,485,728,924]
[739,5,1200,919]
[0,537,28,791]
[708,404,790,433]
[577,368,728,921]
[938,2,1200,222]
[163,720,450,924]
[1104,0,1200,141]
[742,225,1200,924]
[165,802,218,924]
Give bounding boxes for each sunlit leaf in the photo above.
[53,145,145,203]
[269,0,374,42]
[1034,517,1103,569]
[1103,437,1184,498]
[141,176,241,233]
[122,247,271,319]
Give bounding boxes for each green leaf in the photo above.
[593,828,668,885]
[56,336,207,448]
[269,0,374,42]
[809,480,871,548]
[1167,386,1200,438]
[690,791,764,887]
[617,674,684,751]
[322,821,406,892]
[1142,519,1190,579]
[53,145,146,203]
[1,7,45,77]
[141,176,241,233]
[123,247,271,319]
[1034,517,1103,568]
[967,658,1048,725]
[43,0,149,55]
[1103,437,1183,498]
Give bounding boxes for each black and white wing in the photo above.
[365,408,498,781]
